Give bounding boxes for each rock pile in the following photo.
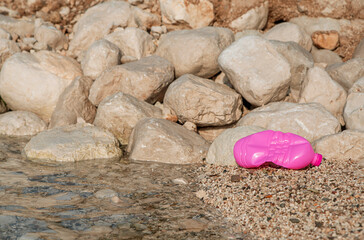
[0,0,362,164]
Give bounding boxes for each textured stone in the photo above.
[236,102,341,142]
[298,66,347,124]
[89,55,174,105]
[34,23,67,50]
[206,126,265,166]
[156,27,234,78]
[311,46,342,66]
[269,40,314,102]
[93,92,163,145]
[313,130,364,162]
[218,35,291,106]
[127,118,209,164]
[164,74,242,126]
[197,124,235,143]
[264,22,312,51]
[160,0,214,29]
[344,77,364,131]
[49,76,97,129]
[353,38,364,58]
[0,38,20,69]
[24,124,122,162]
[68,1,159,57]
[311,30,339,50]
[0,111,46,136]
[326,58,364,91]
[289,16,341,36]
[104,27,156,60]
[0,14,34,37]
[0,51,82,122]
[81,39,121,80]
[0,28,11,39]
[229,1,268,31]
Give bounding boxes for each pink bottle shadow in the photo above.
[233,130,322,170]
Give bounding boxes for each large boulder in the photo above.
[24,124,122,162]
[127,118,210,164]
[156,27,234,78]
[104,27,156,60]
[206,126,265,166]
[236,102,341,142]
[93,92,163,145]
[0,14,34,38]
[89,55,174,105]
[298,66,347,124]
[264,22,312,51]
[313,130,364,162]
[164,74,242,127]
[68,1,159,57]
[34,23,68,50]
[81,39,121,80]
[269,40,314,102]
[0,51,82,122]
[0,38,20,69]
[218,35,291,106]
[0,111,47,136]
[49,76,97,129]
[160,0,214,29]
[229,1,268,31]
[344,77,364,131]
[311,47,343,66]
[326,58,364,91]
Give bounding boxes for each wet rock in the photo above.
[0,38,20,69]
[81,39,121,80]
[68,1,159,57]
[95,189,118,199]
[353,38,364,58]
[236,102,341,142]
[89,55,174,105]
[264,22,312,51]
[164,74,242,126]
[49,76,97,129]
[0,111,47,136]
[93,92,163,145]
[0,28,11,39]
[206,126,265,166]
[269,40,314,102]
[313,130,364,162]
[326,58,364,91]
[156,27,234,78]
[229,1,268,31]
[104,27,156,60]
[34,23,67,50]
[127,118,209,164]
[24,123,122,162]
[311,46,342,66]
[344,77,364,131]
[198,124,234,142]
[160,0,214,29]
[0,51,82,122]
[219,35,291,106]
[311,30,339,50]
[298,66,347,124]
[0,15,34,38]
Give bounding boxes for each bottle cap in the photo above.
[311,153,322,166]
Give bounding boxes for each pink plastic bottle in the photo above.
[233,130,322,169]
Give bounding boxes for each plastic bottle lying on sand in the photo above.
[233,130,322,169]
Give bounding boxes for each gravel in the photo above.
[195,159,363,239]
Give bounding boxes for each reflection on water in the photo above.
[0,136,235,240]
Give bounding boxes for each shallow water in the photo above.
[0,136,236,240]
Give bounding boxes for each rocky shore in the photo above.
[0,0,363,239]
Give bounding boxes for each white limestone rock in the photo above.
[218,35,291,106]
[163,74,243,126]
[311,46,343,66]
[0,38,20,69]
[344,77,364,131]
[353,38,364,58]
[156,27,234,78]
[236,102,341,142]
[0,14,34,38]
[229,1,268,31]
[0,111,47,136]
[34,23,67,50]
[127,118,210,164]
[0,51,82,122]
[93,92,163,145]
[24,124,122,162]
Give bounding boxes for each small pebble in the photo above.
[172,178,188,185]
[230,175,241,182]
[95,189,118,199]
